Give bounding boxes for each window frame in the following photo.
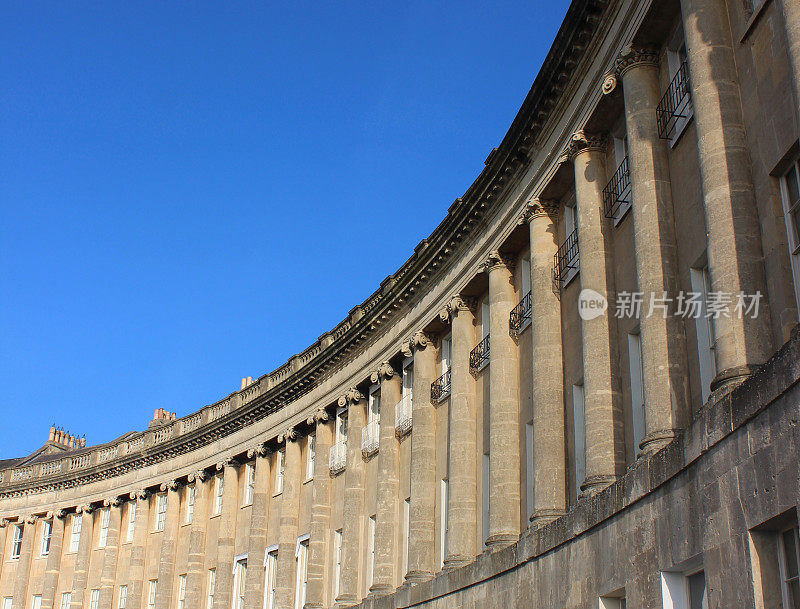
[99,507,111,547]
[780,159,800,318]
[274,448,285,496]
[185,484,196,524]
[206,568,216,609]
[294,535,310,609]
[147,579,157,609]
[12,523,23,559]
[126,502,136,542]
[243,463,256,506]
[40,519,52,556]
[154,494,167,531]
[306,433,315,482]
[89,589,100,609]
[176,574,187,609]
[233,555,248,609]
[214,474,224,515]
[264,545,279,609]
[70,514,82,552]
[118,585,128,609]
[778,525,800,609]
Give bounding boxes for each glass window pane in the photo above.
[787,166,800,207]
[784,529,800,578]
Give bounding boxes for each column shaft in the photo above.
[680,0,773,388]
[12,517,37,608]
[486,254,521,547]
[306,415,334,609]
[70,509,95,608]
[572,140,625,494]
[336,393,367,607]
[405,335,437,582]
[525,202,567,525]
[184,474,210,609]
[620,53,690,451]
[213,462,240,609]
[155,486,181,609]
[98,506,122,608]
[371,366,402,593]
[275,436,302,609]
[779,0,800,132]
[41,516,66,609]
[127,494,151,609]
[444,296,478,567]
[244,448,272,609]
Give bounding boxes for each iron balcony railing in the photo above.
[361,420,380,458]
[395,394,413,437]
[328,441,347,474]
[509,291,532,339]
[430,369,451,402]
[552,227,579,289]
[469,334,490,374]
[602,155,631,219]
[657,61,692,140]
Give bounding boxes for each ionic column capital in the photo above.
[337,387,363,407]
[216,457,239,471]
[55,509,68,520]
[160,479,181,492]
[247,442,271,459]
[0,518,9,528]
[370,361,395,384]
[518,198,559,225]
[447,294,478,318]
[614,45,660,77]
[76,504,94,514]
[25,514,39,525]
[277,426,298,443]
[103,496,124,508]
[401,330,435,357]
[132,489,150,501]
[306,407,329,426]
[483,250,515,274]
[564,130,607,161]
[187,469,210,483]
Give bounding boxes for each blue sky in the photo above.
[0,1,568,458]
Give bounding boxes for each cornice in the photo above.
[0,0,612,501]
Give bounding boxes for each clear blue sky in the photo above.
[0,1,569,459]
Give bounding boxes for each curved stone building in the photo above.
[2,0,800,607]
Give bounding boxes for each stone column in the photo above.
[370,361,402,594]
[680,0,773,389]
[213,459,240,609]
[444,294,478,568]
[306,409,333,609]
[778,0,800,131]
[184,470,210,609]
[98,500,123,608]
[616,48,690,453]
[275,427,301,609]
[336,389,367,607]
[244,443,272,609]
[484,251,521,548]
[70,505,95,608]
[404,331,437,583]
[40,511,67,609]
[155,480,181,609]
[12,515,38,607]
[127,490,151,609]
[520,200,567,526]
[569,132,625,495]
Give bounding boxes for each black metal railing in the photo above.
[656,61,692,140]
[430,369,451,401]
[552,227,579,289]
[509,291,532,339]
[602,155,631,219]
[469,334,490,373]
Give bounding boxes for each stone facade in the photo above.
[2,0,800,608]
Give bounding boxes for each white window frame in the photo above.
[185,485,196,524]
[609,117,632,225]
[525,422,535,521]
[214,474,224,515]
[402,497,411,578]
[274,449,285,496]
[332,529,343,601]
[176,574,187,609]
[89,589,99,609]
[264,545,279,609]
[12,523,23,559]
[99,507,111,547]
[440,478,449,568]
[518,256,532,334]
[563,198,579,287]
[127,502,136,542]
[690,265,717,403]
[70,514,82,552]
[294,535,310,609]
[573,383,586,498]
[627,330,646,456]
[40,519,52,556]
[598,595,626,609]
[368,384,381,427]
[366,516,376,592]
[31,595,42,609]
[233,554,248,609]
[780,158,800,317]
[778,525,800,609]
[2,598,11,609]
[661,569,708,609]
[155,494,167,531]
[118,585,128,609]
[482,452,490,546]
[244,463,256,506]
[206,568,216,609]
[306,434,315,481]
[147,579,157,609]
[59,594,71,609]
[441,335,451,375]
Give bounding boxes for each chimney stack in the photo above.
[241,376,253,390]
